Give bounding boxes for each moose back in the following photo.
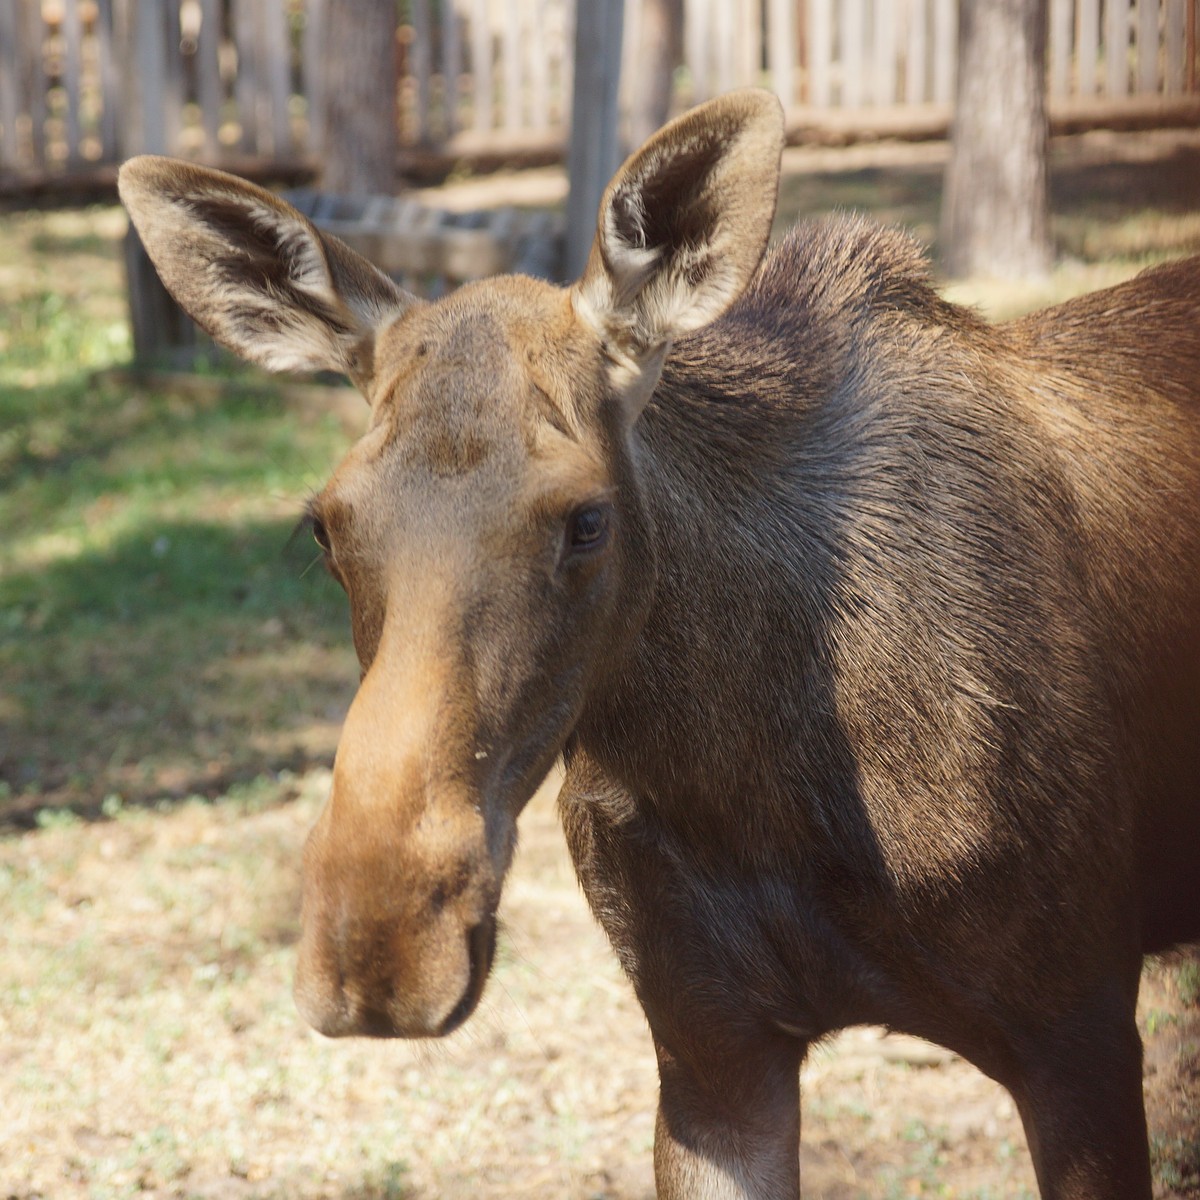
[120,91,1200,1199]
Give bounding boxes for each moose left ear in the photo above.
[119,155,417,388]
[572,89,784,416]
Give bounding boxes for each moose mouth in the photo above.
[437,913,498,1037]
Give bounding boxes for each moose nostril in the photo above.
[438,915,497,1037]
[429,862,472,916]
[357,1003,402,1039]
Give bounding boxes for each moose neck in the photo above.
[572,316,846,841]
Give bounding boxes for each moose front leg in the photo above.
[650,1031,804,1200]
[1007,980,1152,1200]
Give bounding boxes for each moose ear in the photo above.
[118,156,417,385]
[572,89,784,409]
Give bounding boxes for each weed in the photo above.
[1151,1132,1200,1191]
[34,806,81,829]
[1176,960,1200,1007]
[1144,1009,1181,1036]
[349,1161,413,1199]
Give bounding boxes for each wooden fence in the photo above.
[2,0,1198,186]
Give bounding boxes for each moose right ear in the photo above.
[118,156,417,386]
[572,89,784,420]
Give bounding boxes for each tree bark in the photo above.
[940,0,1051,279]
[319,0,399,196]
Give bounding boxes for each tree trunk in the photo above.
[626,0,684,147]
[319,0,399,196]
[940,0,1051,279]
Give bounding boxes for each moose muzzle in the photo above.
[293,627,500,1039]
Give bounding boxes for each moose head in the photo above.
[119,90,785,1039]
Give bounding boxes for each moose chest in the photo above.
[557,727,959,1057]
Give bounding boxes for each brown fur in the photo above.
[119,92,1200,1199]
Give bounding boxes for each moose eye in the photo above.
[311,516,332,554]
[566,504,611,554]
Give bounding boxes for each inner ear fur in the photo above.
[574,89,785,369]
[118,155,416,384]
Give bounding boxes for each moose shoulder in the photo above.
[119,90,1200,1200]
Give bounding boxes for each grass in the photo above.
[1,135,1199,1197]
[0,208,359,816]
[1178,961,1200,1008]
[1153,1131,1200,1194]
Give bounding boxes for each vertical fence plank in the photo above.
[1137,0,1160,91]
[1189,0,1197,92]
[502,0,521,129]
[411,0,433,142]
[263,0,291,154]
[27,0,47,165]
[768,0,795,105]
[162,1,185,152]
[1078,0,1100,93]
[303,0,325,157]
[905,0,928,103]
[529,0,549,130]
[931,0,955,104]
[1107,0,1130,95]
[0,0,20,167]
[115,0,138,159]
[740,0,762,90]
[560,0,574,125]
[1050,0,1072,97]
[871,0,897,105]
[686,0,712,102]
[95,0,120,159]
[234,0,259,151]
[620,0,641,131]
[565,0,623,278]
[61,0,84,163]
[443,0,463,137]
[842,0,865,106]
[714,0,735,91]
[470,0,493,132]
[1165,0,1185,91]
[808,0,832,106]
[134,0,166,152]
[197,0,223,154]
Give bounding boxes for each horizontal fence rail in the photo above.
[2,0,1197,187]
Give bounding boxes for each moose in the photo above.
[120,90,1200,1198]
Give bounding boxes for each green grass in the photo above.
[1,207,358,815]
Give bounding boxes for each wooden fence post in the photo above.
[565,0,625,280]
[0,1,19,168]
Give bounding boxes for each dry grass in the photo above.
[4,772,1195,1198]
[1,774,660,1200]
